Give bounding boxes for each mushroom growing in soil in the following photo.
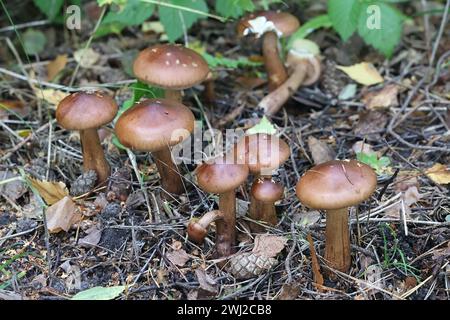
[237,11,300,91]
[233,133,290,232]
[250,177,284,227]
[259,39,322,116]
[115,98,194,195]
[196,156,249,257]
[187,210,223,245]
[56,91,118,183]
[133,44,210,102]
[296,160,377,274]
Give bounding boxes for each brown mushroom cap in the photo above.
[133,44,209,90]
[237,11,300,38]
[56,91,118,130]
[115,98,195,152]
[196,157,249,194]
[233,133,290,174]
[251,178,284,203]
[187,219,207,244]
[296,160,377,210]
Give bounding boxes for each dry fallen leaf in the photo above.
[47,54,68,81]
[74,48,100,68]
[362,84,399,109]
[294,210,321,227]
[79,225,102,247]
[166,249,190,267]
[336,62,384,86]
[0,171,26,201]
[277,283,301,300]
[195,269,217,295]
[252,234,287,258]
[351,141,376,155]
[354,110,389,140]
[307,136,336,165]
[46,196,83,233]
[29,178,69,205]
[0,100,30,120]
[425,163,450,185]
[35,88,69,108]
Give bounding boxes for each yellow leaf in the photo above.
[16,129,32,138]
[74,48,100,68]
[425,163,450,185]
[336,62,384,86]
[34,89,69,108]
[47,54,68,81]
[29,178,69,205]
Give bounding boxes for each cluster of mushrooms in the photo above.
[55,11,378,276]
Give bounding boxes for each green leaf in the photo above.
[131,81,165,102]
[288,14,332,48]
[71,286,126,300]
[215,0,254,19]
[22,29,47,56]
[33,0,64,21]
[357,2,405,57]
[328,0,362,41]
[246,116,277,135]
[159,0,209,42]
[356,152,391,175]
[96,0,155,37]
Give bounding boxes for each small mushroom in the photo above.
[250,177,284,227]
[259,39,322,116]
[296,160,377,274]
[233,133,290,232]
[187,210,223,245]
[237,11,300,91]
[115,98,194,195]
[56,91,118,183]
[133,44,210,102]
[196,156,249,257]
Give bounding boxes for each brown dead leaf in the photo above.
[307,234,324,291]
[278,283,300,300]
[29,178,69,205]
[79,225,102,247]
[47,54,68,81]
[46,196,83,233]
[354,110,389,140]
[252,234,287,258]
[425,163,450,184]
[235,76,267,89]
[195,269,217,295]
[307,136,336,165]
[166,249,190,267]
[362,84,399,109]
[0,100,30,120]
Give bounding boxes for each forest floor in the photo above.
[0,1,449,300]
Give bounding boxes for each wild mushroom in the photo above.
[196,156,249,257]
[259,39,322,116]
[233,133,290,232]
[250,177,284,227]
[296,160,377,273]
[237,11,300,91]
[115,98,194,195]
[56,91,118,183]
[133,44,210,102]
[187,210,223,245]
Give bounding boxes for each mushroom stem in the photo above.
[325,208,351,273]
[204,79,216,105]
[79,128,110,183]
[165,90,182,102]
[258,61,309,115]
[263,31,288,91]
[248,176,279,232]
[216,190,236,257]
[152,147,184,195]
[198,210,223,229]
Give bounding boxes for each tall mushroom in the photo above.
[196,156,249,257]
[259,39,322,116]
[233,133,290,232]
[115,98,194,195]
[237,11,300,91]
[56,91,118,183]
[133,44,210,102]
[296,160,377,273]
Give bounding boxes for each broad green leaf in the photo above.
[215,0,254,19]
[246,116,277,135]
[356,152,391,175]
[159,0,209,42]
[328,0,362,41]
[357,2,405,57]
[71,286,126,300]
[33,0,64,21]
[22,29,47,56]
[288,14,332,48]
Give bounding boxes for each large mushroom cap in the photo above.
[233,133,290,174]
[196,157,249,194]
[237,11,300,38]
[296,160,377,210]
[133,44,209,90]
[251,178,284,203]
[56,91,118,130]
[115,98,195,152]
